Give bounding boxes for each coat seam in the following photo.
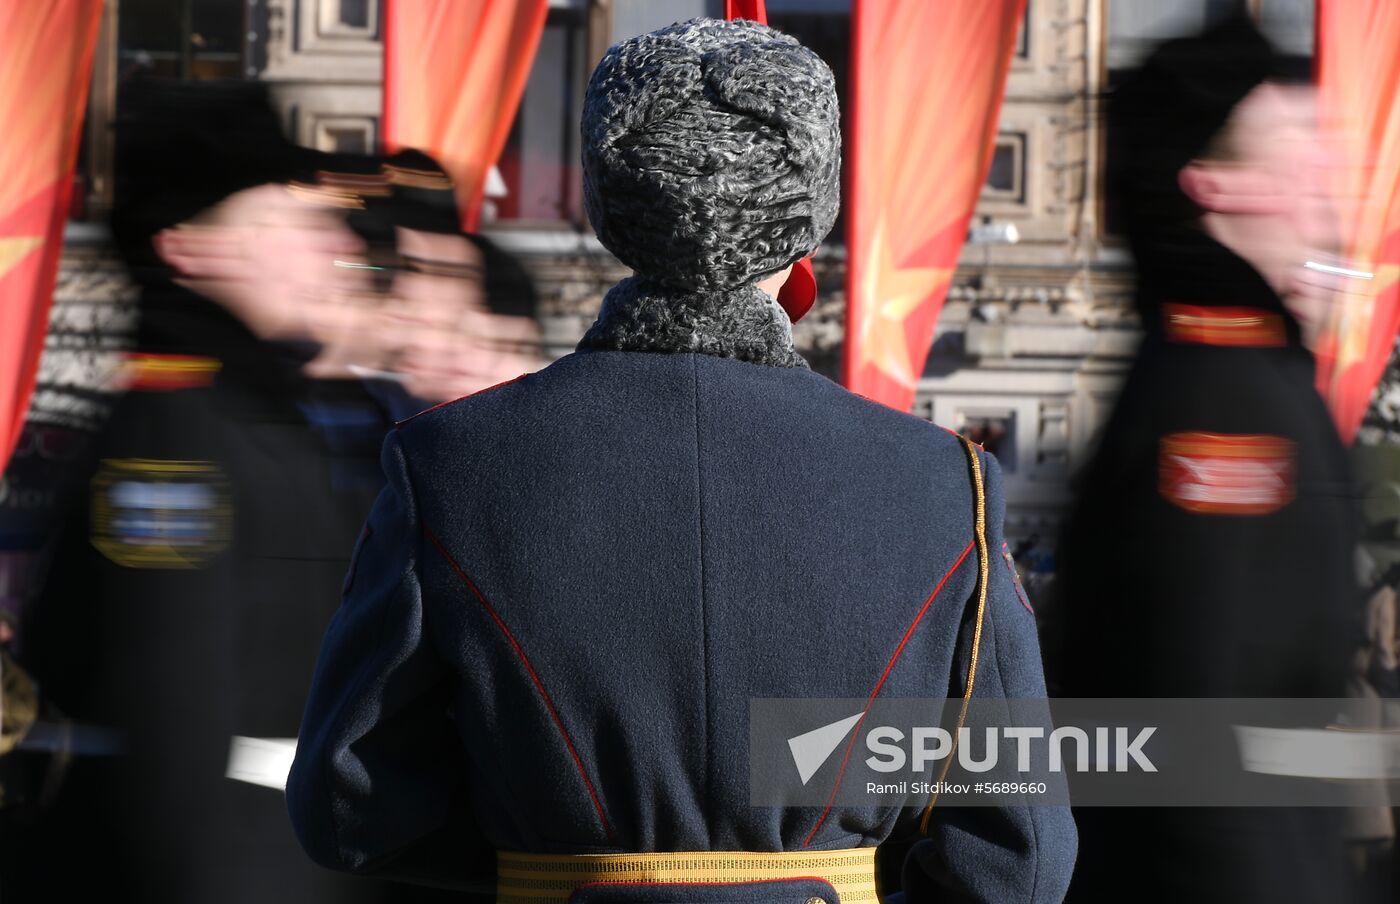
[988,561,1043,904]
[983,450,1043,903]
[691,353,715,848]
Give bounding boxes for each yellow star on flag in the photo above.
[0,235,43,280]
[855,222,954,389]
[1334,263,1400,371]
[1375,263,1400,297]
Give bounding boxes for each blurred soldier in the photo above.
[1057,17,1362,903]
[385,228,543,407]
[17,83,430,904]
[288,18,1075,903]
[355,150,545,418]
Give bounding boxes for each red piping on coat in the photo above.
[801,539,976,848]
[394,373,529,429]
[424,528,615,843]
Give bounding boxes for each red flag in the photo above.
[383,0,549,231]
[0,0,103,473]
[843,0,1026,411]
[1313,0,1400,443]
[724,0,767,24]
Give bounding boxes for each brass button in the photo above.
[804,898,827,904]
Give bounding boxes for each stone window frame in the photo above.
[1092,0,1316,246]
[981,131,1029,206]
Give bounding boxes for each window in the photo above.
[958,410,1018,472]
[983,132,1027,203]
[490,0,859,233]
[75,0,254,221]
[768,0,851,243]
[1099,0,1315,238]
[494,4,590,225]
[312,0,381,43]
[767,1,1022,235]
[1255,0,1314,58]
[336,0,371,30]
[316,119,376,155]
[1105,1,1242,72]
[119,0,246,81]
[1104,0,1314,95]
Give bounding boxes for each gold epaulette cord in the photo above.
[919,435,990,833]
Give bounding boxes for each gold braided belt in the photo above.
[496,848,878,904]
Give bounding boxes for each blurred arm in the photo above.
[286,429,490,889]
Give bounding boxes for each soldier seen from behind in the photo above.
[288,18,1075,904]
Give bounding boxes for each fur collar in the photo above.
[577,276,807,369]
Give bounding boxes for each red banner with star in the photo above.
[843,0,1025,411]
[1314,0,1400,443]
[0,0,103,473]
[383,0,549,231]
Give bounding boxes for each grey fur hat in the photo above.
[583,17,840,290]
[578,17,841,367]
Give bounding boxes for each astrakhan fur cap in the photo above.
[581,18,841,293]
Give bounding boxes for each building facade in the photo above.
[47,0,1318,544]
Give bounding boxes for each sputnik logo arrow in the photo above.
[788,712,864,785]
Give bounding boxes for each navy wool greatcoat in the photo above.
[287,315,1077,903]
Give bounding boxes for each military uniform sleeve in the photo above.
[901,450,1077,903]
[287,429,490,887]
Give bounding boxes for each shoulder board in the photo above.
[122,353,221,392]
[1163,304,1286,348]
